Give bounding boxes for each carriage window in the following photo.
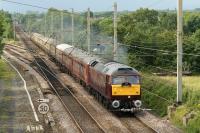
[112,76,139,85]
[91,61,98,67]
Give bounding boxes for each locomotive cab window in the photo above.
[90,61,98,67]
[112,76,140,85]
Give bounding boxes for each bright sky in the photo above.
[0,0,200,13]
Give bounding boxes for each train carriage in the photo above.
[31,33,51,52]
[56,44,92,85]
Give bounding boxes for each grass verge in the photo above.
[142,74,200,132]
[0,58,15,80]
[141,73,176,117]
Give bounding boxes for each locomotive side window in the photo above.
[91,61,98,67]
[112,76,139,85]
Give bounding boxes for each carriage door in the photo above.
[79,64,84,79]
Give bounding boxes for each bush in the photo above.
[186,115,200,133]
[141,74,176,116]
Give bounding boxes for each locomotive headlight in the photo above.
[134,100,142,108]
[112,100,120,108]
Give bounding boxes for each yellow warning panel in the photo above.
[112,85,140,96]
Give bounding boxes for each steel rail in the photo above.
[17,30,105,133]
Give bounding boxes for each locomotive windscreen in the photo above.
[112,76,140,85]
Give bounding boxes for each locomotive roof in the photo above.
[101,62,139,75]
[32,33,139,76]
[56,43,73,51]
[56,43,104,64]
[32,33,56,46]
[56,44,139,75]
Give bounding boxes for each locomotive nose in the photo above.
[112,100,120,108]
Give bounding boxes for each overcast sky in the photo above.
[0,0,200,13]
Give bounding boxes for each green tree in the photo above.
[159,12,177,30]
[0,13,5,55]
[0,10,13,55]
[98,18,113,36]
[185,13,200,33]
[184,29,200,72]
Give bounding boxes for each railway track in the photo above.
[4,45,33,64]
[16,29,105,133]
[5,43,157,133]
[4,26,159,133]
[115,112,156,133]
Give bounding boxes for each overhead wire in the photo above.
[3,0,87,46]
[6,0,195,105]
[1,0,49,10]
[142,88,175,104]
[120,44,200,57]
[7,0,185,58]
[125,45,177,61]
[134,59,176,74]
[1,0,80,15]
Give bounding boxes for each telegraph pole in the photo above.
[51,12,54,36]
[13,14,16,43]
[71,8,74,46]
[177,0,183,104]
[27,16,30,34]
[87,8,91,53]
[44,13,47,37]
[61,10,64,42]
[113,2,118,61]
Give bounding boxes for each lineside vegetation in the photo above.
[0,10,13,55]
[17,8,200,132]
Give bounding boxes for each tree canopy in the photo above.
[17,8,200,73]
[0,10,13,55]
[94,8,200,73]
